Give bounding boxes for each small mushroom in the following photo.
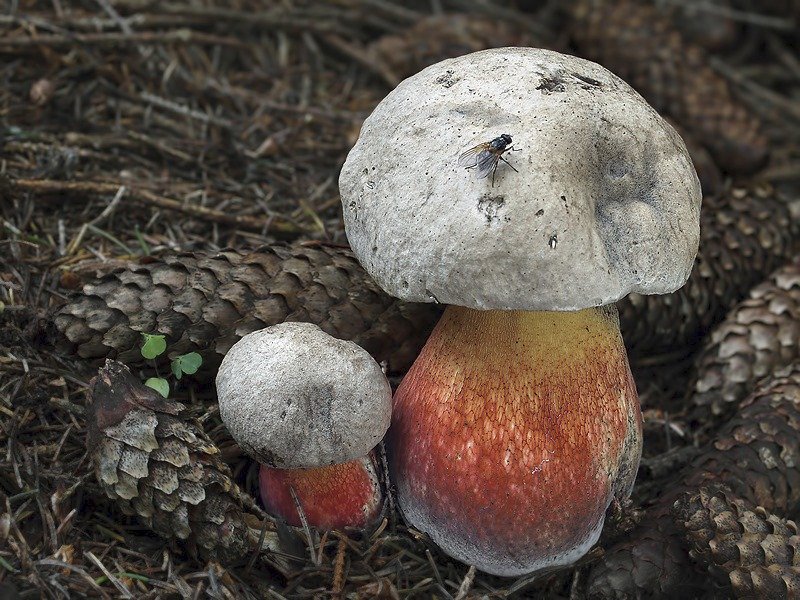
[339,48,701,575]
[216,322,392,529]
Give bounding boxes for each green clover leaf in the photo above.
[171,352,203,380]
[144,377,169,398]
[140,333,167,360]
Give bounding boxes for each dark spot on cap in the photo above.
[435,69,460,88]
[476,195,506,225]
[536,72,566,94]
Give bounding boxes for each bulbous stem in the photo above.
[388,305,642,576]
[259,453,383,529]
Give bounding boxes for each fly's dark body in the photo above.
[458,134,519,186]
[489,134,513,152]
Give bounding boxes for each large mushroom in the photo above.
[339,48,701,575]
[216,322,391,529]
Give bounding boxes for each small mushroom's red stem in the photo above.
[388,305,642,576]
[259,453,383,529]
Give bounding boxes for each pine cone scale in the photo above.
[690,263,800,435]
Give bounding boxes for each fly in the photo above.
[458,133,519,186]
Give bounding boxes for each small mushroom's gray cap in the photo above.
[216,322,392,469]
[340,47,702,311]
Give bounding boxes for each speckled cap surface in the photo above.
[340,47,701,311]
[216,322,392,469]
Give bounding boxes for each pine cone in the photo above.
[588,363,800,598]
[673,486,800,599]
[587,513,697,599]
[688,364,800,514]
[87,360,279,563]
[54,242,441,378]
[688,258,800,436]
[619,185,800,361]
[569,0,768,174]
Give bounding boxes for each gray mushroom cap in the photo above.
[216,322,392,469]
[340,47,702,311]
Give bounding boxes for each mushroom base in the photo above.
[388,305,642,576]
[259,453,383,529]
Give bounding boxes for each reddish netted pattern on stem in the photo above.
[259,454,382,529]
[389,306,641,575]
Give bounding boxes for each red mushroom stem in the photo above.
[388,304,642,575]
[259,453,383,529]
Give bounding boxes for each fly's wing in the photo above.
[474,149,499,179]
[457,144,486,169]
